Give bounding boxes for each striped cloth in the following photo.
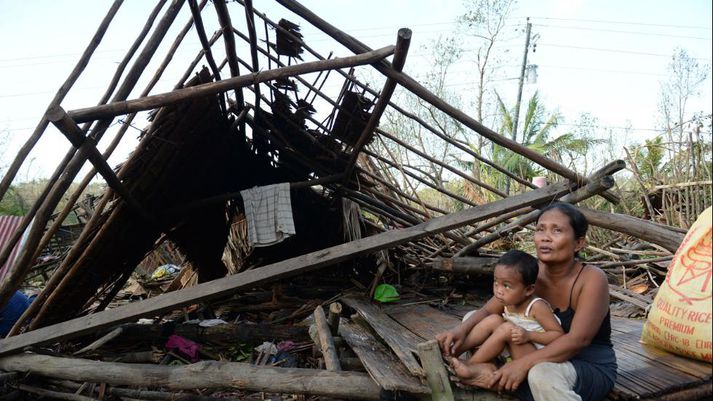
[0,215,24,281]
[240,183,296,247]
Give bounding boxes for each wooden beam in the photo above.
[430,256,499,275]
[0,354,381,400]
[67,46,394,123]
[213,0,244,108]
[343,28,411,181]
[0,181,573,355]
[47,106,161,229]
[274,0,620,204]
[580,207,685,253]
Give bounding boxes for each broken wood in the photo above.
[0,353,382,400]
[327,302,342,336]
[417,340,454,401]
[68,46,395,123]
[313,305,341,371]
[0,181,574,355]
[339,318,429,394]
[73,327,124,356]
[342,296,425,377]
[430,256,499,275]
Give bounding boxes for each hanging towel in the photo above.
[240,182,296,247]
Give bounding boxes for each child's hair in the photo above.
[497,249,539,286]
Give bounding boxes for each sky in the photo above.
[0,0,711,181]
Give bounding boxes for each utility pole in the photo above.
[505,17,532,195]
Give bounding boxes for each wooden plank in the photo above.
[339,319,429,394]
[0,181,574,356]
[385,303,463,341]
[342,296,425,377]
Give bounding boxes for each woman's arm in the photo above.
[491,267,610,392]
[436,296,504,356]
[514,301,564,346]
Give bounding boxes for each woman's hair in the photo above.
[497,249,539,286]
[536,202,589,239]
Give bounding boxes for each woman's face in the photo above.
[534,209,585,265]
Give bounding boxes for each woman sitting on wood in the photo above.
[436,202,617,401]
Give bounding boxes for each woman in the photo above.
[436,202,617,401]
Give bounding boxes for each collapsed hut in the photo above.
[0,1,710,400]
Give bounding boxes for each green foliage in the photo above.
[0,186,27,216]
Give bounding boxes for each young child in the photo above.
[450,249,563,382]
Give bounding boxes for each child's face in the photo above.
[492,264,534,307]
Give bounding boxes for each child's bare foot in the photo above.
[449,357,497,389]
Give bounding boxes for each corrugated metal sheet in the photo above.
[0,215,24,281]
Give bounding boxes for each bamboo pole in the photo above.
[0,0,124,202]
[187,0,226,113]
[0,0,187,312]
[213,0,244,109]
[343,28,411,181]
[243,0,262,112]
[175,30,224,89]
[275,0,620,205]
[68,46,395,124]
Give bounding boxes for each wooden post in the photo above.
[327,302,343,336]
[0,180,574,355]
[67,46,395,123]
[417,340,454,401]
[313,305,341,371]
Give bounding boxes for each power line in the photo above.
[537,43,712,61]
[526,16,711,30]
[535,23,711,41]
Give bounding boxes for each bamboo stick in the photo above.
[275,0,620,204]
[68,46,395,124]
[0,0,124,202]
[343,28,411,181]
[175,30,224,89]
[187,0,227,114]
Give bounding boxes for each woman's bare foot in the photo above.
[449,357,497,389]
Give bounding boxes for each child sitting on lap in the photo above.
[450,250,563,383]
